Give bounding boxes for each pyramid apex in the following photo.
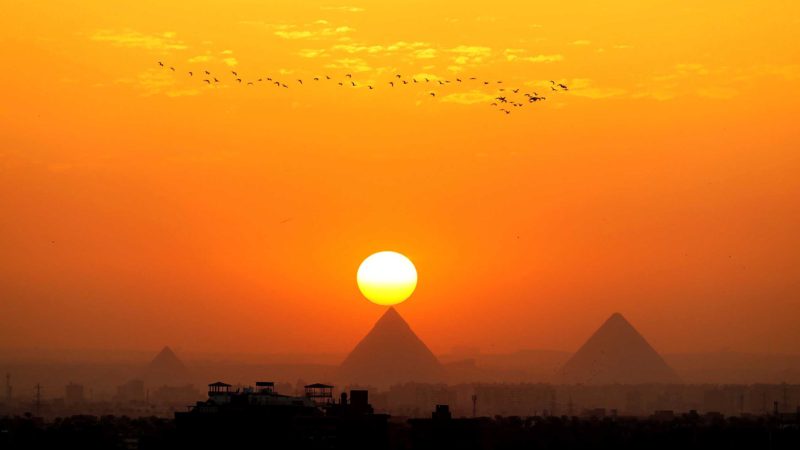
[559,312,680,384]
[607,312,627,322]
[339,307,441,386]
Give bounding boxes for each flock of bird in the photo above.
[157,61,569,115]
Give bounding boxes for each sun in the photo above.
[357,251,418,306]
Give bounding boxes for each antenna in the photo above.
[35,383,41,416]
[782,382,789,412]
[471,394,477,418]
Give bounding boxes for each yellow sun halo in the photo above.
[357,251,418,306]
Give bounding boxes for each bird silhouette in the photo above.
[275,81,281,86]
[338,81,343,86]
[456,78,462,82]
[512,88,519,93]
[429,92,436,97]
[247,81,254,85]
[351,81,356,86]
[413,78,417,83]
[558,83,568,90]
[496,96,507,103]
[203,79,211,84]
[325,75,331,80]
[188,71,193,76]
[232,71,238,76]
[402,80,408,84]
[214,77,219,83]
[368,85,373,90]
[158,61,164,67]
[298,79,303,84]
[281,83,288,88]
[169,67,175,71]
[313,77,319,81]
[204,70,211,75]
[346,73,352,78]
[389,81,394,87]
[236,78,242,83]
[395,74,402,78]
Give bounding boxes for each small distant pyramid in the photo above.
[143,346,190,385]
[558,313,680,384]
[339,308,443,387]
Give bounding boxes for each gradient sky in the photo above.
[1,0,799,358]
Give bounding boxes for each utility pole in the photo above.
[471,394,477,418]
[782,382,788,412]
[35,383,42,416]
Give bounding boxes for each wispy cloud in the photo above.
[117,69,198,97]
[566,78,627,99]
[91,30,187,51]
[449,46,492,65]
[571,40,592,46]
[321,5,365,13]
[517,54,564,63]
[440,90,496,105]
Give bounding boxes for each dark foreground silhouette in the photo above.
[2,409,799,450]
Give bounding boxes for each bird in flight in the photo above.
[313,77,319,81]
[203,79,211,84]
[169,66,175,71]
[346,73,352,78]
[232,71,238,76]
[188,71,193,76]
[298,79,303,84]
[204,70,211,75]
[496,96,508,103]
[558,83,569,90]
[429,92,436,97]
[158,61,164,67]
[236,78,242,83]
[389,81,394,87]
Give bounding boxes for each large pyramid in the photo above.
[339,308,443,387]
[142,346,190,385]
[558,313,680,384]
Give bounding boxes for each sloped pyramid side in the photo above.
[142,346,190,385]
[339,308,443,387]
[559,313,681,384]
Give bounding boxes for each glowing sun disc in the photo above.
[357,251,417,306]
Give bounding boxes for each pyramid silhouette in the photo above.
[339,307,443,387]
[558,313,680,384]
[143,346,190,384]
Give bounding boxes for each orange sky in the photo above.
[1,0,799,358]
